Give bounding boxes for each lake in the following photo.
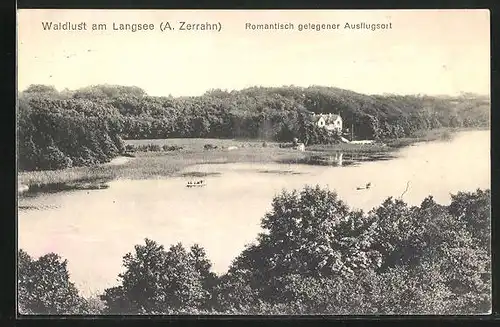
[18,130,491,297]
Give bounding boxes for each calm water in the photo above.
[18,130,490,297]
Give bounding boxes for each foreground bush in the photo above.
[18,250,91,314]
[18,187,491,315]
[100,240,217,314]
[215,186,491,314]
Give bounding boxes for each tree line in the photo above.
[17,84,490,171]
[18,187,491,315]
[18,86,125,171]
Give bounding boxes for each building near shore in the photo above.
[312,113,343,133]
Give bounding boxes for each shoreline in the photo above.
[18,127,487,196]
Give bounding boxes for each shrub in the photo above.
[162,145,183,151]
[18,187,491,315]
[204,144,218,150]
[18,250,86,314]
[147,144,161,152]
[100,239,214,314]
[217,187,490,314]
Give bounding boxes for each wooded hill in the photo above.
[17,84,490,171]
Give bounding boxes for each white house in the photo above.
[312,113,343,133]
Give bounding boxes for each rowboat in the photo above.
[187,180,206,188]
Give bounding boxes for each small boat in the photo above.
[356,182,372,191]
[186,180,206,188]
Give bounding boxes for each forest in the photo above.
[17,84,490,171]
[18,187,491,315]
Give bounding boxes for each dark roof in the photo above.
[312,115,325,123]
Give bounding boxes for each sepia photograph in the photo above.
[17,9,491,315]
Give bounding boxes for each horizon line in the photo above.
[18,83,491,99]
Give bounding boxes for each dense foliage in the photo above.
[18,188,490,315]
[17,89,125,171]
[99,241,217,314]
[214,187,490,314]
[17,250,96,314]
[17,84,489,171]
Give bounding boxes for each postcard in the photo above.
[17,9,491,315]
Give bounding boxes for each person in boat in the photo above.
[366,182,371,189]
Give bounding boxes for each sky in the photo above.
[17,9,490,97]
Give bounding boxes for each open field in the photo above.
[18,127,486,194]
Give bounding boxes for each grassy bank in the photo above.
[18,166,117,195]
[18,127,487,194]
